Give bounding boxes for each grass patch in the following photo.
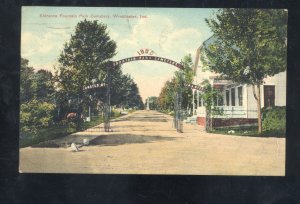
[20,112,123,148]
[81,115,104,130]
[111,110,122,118]
[19,124,77,148]
[128,109,135,114]
[209,125,285,137]
[159,110,174,116]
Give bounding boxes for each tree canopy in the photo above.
[158,79,176,111]
[203,9,287,85]
[56,19,117,95]
[20,58,35,103]
[55,20,143,119]
[20,58,56,103]
[34,70,55,102]
[110,70,144,109]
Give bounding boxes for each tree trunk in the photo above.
[77,98,82,131]
[205,110,209,131]
[252,84,262,134]
[205,109,212,132]
[209,113,213,131]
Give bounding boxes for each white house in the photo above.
[191,38,286,127]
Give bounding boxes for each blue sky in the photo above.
[21,7,217,101]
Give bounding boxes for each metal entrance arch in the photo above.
[104,55,184,132]
[112,56,184,69]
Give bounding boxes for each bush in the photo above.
[262,106,286,134]
[111,109,121,117]
[20,99,55,137]
[168,111,174,116]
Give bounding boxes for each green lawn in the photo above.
[209,125,285,138]
[20,111,122,148]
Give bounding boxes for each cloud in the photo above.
[115,15,175,59]
[109,30,119,42]
[161,28,203,57]
[21,28,71,72]
[29,61,59,73]
[115,15,202,61]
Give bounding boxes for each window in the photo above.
[218,95,223,106]
[231,88,235,106]
[226,90,230,106]
[213,96,223,106]
[238,86,243,106]
[264,85,275,107]
[213,97,217,106]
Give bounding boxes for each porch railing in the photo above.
[196,106,255,118]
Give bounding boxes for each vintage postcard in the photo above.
[19,7,287,175]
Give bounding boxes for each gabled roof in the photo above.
[202,35,217,48]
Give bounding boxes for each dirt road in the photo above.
[19,110,285,175]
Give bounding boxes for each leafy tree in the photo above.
[108,69,144,109]
[175,54,194,112]
[203,9,287,133]
[181,54,194,84]
[57,20,116,93]
[111,72,134,107]
[21,58,56,103]
[20,58,35,103]
[126,82,144,109]
[200,80,223,131]
[33,69,55,102]
[56,20,117,128]
[158,79,175,111]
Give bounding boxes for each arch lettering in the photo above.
[112,56,183,69]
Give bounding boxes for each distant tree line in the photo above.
[149,54,194,114]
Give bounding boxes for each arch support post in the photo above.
[104,62,112,132]
[174,71,184,133]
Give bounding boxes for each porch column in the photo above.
[197,90,200,113]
